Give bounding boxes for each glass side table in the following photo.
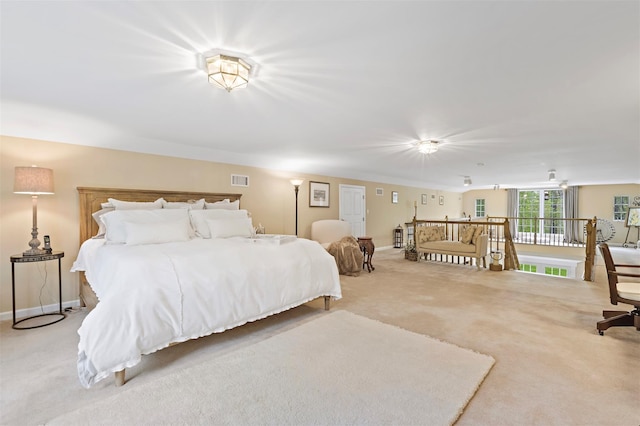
[10,251,66,330]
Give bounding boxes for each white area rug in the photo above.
[49,311,494,425]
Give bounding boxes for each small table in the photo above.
[10,251,66,330]
[357,237,375,273]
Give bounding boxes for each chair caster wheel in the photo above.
[598,330,604,336]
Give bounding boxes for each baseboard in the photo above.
[0,299,81,322]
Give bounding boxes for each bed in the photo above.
[71,187,342,388]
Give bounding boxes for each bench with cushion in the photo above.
[415,225,488,269]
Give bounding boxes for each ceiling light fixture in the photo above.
[464,176,472,186]
[559,180,568,189]
[416,140,439,155]
[205,54,251,92]
[548,169,556,181]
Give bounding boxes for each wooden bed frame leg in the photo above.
[324,296,331,311]
[115,369,126,387]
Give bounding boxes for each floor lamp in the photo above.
[290,178,304,236]
[14,166,54,256]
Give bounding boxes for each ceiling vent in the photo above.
[231,174,249,187]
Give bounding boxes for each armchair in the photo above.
[311,220,352,249]
[596,243,640,335]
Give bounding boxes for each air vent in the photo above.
[231,174,249,187]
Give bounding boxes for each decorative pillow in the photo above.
[106,198,164,210]
[460,226,477,244]
[206,218,253,239]
[418,226,445,243]
[123,219,191,245]
[162,199,205,210]
[101,209,192,243]
[91,207,114,237]
[471,226,484,245]
[188,209,249,238]
[205,199,239,210]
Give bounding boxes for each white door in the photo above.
[339,184,366,237]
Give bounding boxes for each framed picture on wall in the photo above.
[391,191,398,204]
[421,194,427,205]
[439,195,444,205]
[309,181,330,207]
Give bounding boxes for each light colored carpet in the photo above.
[48,311,494,426]
[2,247,639,425]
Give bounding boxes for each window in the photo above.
[520,263,537,273]
[475,199,485,218]
[542,190,564,235]
[517,189,564,235]
[613,196,629,222]
[544,266,568,277]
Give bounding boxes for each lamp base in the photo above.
[23,248,48,256]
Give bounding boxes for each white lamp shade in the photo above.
[290,178,304,187]
[14,166,54,194]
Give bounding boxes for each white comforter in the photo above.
[71,237,341,388]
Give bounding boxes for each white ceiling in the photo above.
[1,1,638,192]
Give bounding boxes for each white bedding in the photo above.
[71,237,341,388]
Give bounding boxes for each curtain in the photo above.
[507,189,518,240]
[564,186,581,243]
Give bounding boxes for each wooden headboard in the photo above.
[77,187,242,245]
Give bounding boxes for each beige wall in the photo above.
[5,135,635,314]
[1,136,463,314]
[462,184,640,245]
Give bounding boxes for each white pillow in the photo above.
[107,198,164,210]
[205,199,239,210]
[206,218,253,239]
[91,207,114,237]
[101,209,192,243]
[124,219,191,245]
[162,199,205,210]
[189,209,249,238]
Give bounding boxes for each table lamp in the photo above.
[14,166,54,256]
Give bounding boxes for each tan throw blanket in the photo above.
[327,236,364,276]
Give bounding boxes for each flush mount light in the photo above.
[416,140,439,155]
[463,176,472,186]
[548,169,556,181]
[205,54,251,92]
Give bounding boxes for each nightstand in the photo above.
[10,251,66,330]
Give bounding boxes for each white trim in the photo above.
[0,299,81,322]
[517,255,583,279]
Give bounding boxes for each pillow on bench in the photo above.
[460,225,483,245]
[417,226,445,243]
